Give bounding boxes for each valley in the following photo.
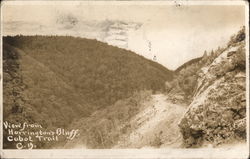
[2,26,246,149]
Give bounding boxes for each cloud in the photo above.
[2,3,245,69]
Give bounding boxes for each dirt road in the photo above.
[114,94,187,148]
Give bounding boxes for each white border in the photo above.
[245,0,250,157]
[0,1,249,159]
[0,0,248,6]
[1,148,249,159]
[0,0,3,157]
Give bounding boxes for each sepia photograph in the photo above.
[0,0,249,158]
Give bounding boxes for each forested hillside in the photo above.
[3,35,173,148]
[4,36,173,107]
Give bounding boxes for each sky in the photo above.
[2,1,246,70]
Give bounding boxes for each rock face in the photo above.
[178,28,246,147]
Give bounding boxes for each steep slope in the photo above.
[3,36,173,149]
[178,27,246,147]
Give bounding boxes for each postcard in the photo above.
[0,0,249,158]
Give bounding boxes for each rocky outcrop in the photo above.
[178,28,246,147]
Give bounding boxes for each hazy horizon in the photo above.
[2,2,245,70]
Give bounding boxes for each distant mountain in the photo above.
[3,35,173,148]
[175,57,203,73]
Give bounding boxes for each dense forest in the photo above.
[3,35,173,148]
